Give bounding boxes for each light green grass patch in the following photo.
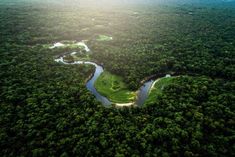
[95,71,135,103]
[97,35,113,41]
[145,77,175,104]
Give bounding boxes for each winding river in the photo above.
[55,56,157,107]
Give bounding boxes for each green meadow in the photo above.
[95,71,135,103]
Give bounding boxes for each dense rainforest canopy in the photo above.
[0,0,234,156]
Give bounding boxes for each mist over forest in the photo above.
[1,0,235,7]
[0,0,234,156]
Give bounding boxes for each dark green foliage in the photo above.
[0,2,234,157]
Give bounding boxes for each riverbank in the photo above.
[115,102,134,107]
[52,42,177,107]
[145,77,175,104]
[54,54,177,107]
[94,71,135,103]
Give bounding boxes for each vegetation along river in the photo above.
[51,41,173,107]
[55,55,169,107]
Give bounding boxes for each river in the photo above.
[55,56,156,107]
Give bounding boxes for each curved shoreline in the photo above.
[150,79,161,90]
[52,42,173,107]
[55,55,173,107]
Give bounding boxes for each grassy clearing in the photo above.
[95,71,135,103]
[96,35,113,41]
[145,77,175,104]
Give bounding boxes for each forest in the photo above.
[0,0,234,157]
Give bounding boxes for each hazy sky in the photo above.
[1,0,234,7]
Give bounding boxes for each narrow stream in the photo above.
[85,62,112,107]
[55,56,156,107]
[136,80,154,106]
